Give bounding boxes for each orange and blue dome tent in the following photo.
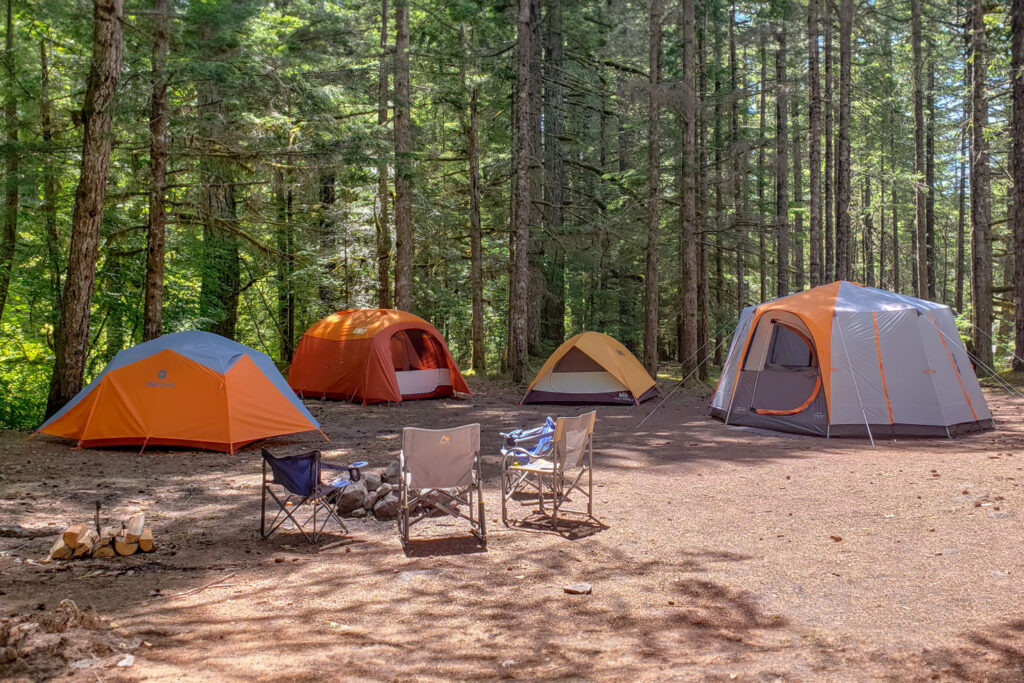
[288,309,471,404]
[37,331,322,453]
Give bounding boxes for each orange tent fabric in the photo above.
[37,331,321,453]
[288,309,471,404]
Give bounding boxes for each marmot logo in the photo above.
[147,369,175,389]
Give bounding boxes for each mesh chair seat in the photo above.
[509,458,554,473]
[260,448,365,544]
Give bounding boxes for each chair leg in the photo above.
[477,478,486,547]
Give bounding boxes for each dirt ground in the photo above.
[1,375,1023,682]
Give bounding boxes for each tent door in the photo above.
[389,329,450,397]
[748,322,822,416]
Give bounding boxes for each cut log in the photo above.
[92,539,115,558]
[137,527,154,553]
[114,533,139,556]
[62,524,87,549]
[72,528,100,557]
[46,536,74,561]
[124,513,145,543]
[103,525,120,538]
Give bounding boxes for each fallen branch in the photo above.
[154,571,238,600]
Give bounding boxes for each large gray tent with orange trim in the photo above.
[710,282,993,438]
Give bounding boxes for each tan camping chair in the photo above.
[501,411,596,526]
[398,424,485,549]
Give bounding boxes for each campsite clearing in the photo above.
[2,376,1023,680]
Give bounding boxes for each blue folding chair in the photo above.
[260,448,367,543]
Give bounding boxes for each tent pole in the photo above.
[836,314,875,447]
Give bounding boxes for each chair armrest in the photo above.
[502,448,538,468]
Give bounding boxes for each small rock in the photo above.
[336,480,368,514]
[377,482,393,496]
[990,511,1009,519]
[563,583,592,595]
[374,492,401,520]
[384,460,401,485]
[362,472,382,492]
[350,508,367,519]
[117,654,135,667]
[363,490,381,511]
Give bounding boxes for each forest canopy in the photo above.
[0,0,1019,429]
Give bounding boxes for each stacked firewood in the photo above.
[43,512,154,562]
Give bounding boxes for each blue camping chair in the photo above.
[260,449,367,543]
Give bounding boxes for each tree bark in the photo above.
[317,173,337,310]
[40,38,61,311]
[758,35,767,299]
[807,0,822,287]
[792,74,804,291]
[468,87,485,373]
[925,54,936,300]
[45,0,123,418]
[911,0,927,298]
[541,0,565,345]
[376,0,392,308]
[1013,0,1024,371]
[274,166,294,362]
[969,0,991,370]
[835,0,852,281]
[393,0,413,311]
[197,78,239,339]
[864,177,874,287]
[823,0,834,282]
[510,0,531,383]
[775,26,789,297]
[0,0,17,323]
[730,3,746,312]
[143,0,169,341]
[643,0,661,377]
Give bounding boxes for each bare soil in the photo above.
[1,376,1023,681]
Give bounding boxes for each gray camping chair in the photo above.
[500,411,596,526]
[398,424,486,549]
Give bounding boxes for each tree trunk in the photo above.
[823,0,834,282]
[468,87,485,373]
[1013,0,1024,371]
[911,0,927,298]
[0,0,17,323]
[925,55,936,300]
[40,38,61,311]
[730,3,746,312]
[807,0,822,287]
[643,0,661,378]
[526,0,542,357]
[510,0,531,383]
[143,0,169,341]
[792,75,804,291]
[393,0,413,311]
[376,0,392,308]
[890,97,899,292]
[197,78,239,339]
[274,164,294,362]
[317,173,337,310]
[864,178,874,287]
[835,0,852,281]
[879,149,886,289]
[969,0,991,370]
[956,77,967,312]
[775,26,789,297]
[45,0,124,418]
[758,35,767,299]
[542,0,565,346]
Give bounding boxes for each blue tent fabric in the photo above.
[40,331,318,430]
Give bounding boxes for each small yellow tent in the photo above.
[523,332,659,405]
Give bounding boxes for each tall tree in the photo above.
[376,0,392,309]
[823,0,834,282]
[834,0,852,281]
[643,0,661,377]
[0,0,17,322]
[925,55,936,300]
[45,0,124,417]
[143,0,170,341]
[792,76,804,291]
[39,38,61,309]
[911,0,927,298]
[730,3,746,311]
[758,33,768,299]
[393,0,412,311]
[969,0,991,369]
[1012,0,1024,371]
[542,0,565,345]
[678,0,697,372]
[807,0,822,287]
[510,0,531,382]
[467,87,485,373]
[775,24,789,297]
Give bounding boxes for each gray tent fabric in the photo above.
[710,282,993,438]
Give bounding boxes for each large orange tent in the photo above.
[287,309,471,404]
[37,331,322,452]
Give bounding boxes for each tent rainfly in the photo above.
[37,331,322,452]
[710,281,994,439]
[523,332,659,405]
[287,308,471,404]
